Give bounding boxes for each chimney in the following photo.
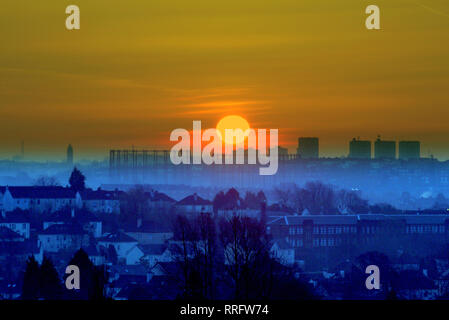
[137,217,142,229]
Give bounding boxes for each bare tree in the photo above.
[219,215,273,299]
[33,175,60,186]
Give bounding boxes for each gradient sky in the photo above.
[1,0,449,160]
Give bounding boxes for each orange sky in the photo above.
[1,0,449,160]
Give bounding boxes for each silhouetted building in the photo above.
[278,146,289,158]
[349,138,371,159]
[399,141,420,160]
[297,137,319,159]
[67,144,73,165]
[374,138,396,159]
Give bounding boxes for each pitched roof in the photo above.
[98,232,137,243]
[80,189,121,200]
[0,211,29,223]
[151,261,182,276]
[39,223,86,235]
[139,244,167,255]
[43,209,101,223]
[0,186,76,199]
[268,215,358,226]
[113,264,148,276]
[0,240,40,255]
[176,193,212,206]
[146,190,176,203]
[124,221,172,233]
[0,226,23,240]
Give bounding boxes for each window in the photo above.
[320,238,327,246]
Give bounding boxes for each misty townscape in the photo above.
[1,139,449,300]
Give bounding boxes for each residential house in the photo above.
[139,244,171,268]
[146,190,176,211]
[38,223,89,253]
[98,232,143,265]
[0,186,81,213]
[175,193,213,214]
[0,211,30,239]
[80,188,121,214]
[43,209,102,238]
[270,239,295,265]
[124,220,173,245]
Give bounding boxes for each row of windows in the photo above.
[406,225,445,234]
[287,237,343,247]
[288,225,358,235]
[289,225,447,236]
[0,223,27,230]
[312,238,341,247]
[313,226,356,234]
[288,238,304,247]
[289,227,303,235]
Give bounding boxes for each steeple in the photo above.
[67,144,74,165]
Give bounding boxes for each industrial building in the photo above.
[374,138,396,159]
[297,137,319,159]
[399,141,420,160]
[349,138,371,159]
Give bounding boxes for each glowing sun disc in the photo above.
[216,115,250,145]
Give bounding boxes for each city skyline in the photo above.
[2,135,446,162]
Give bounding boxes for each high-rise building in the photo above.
[67,144,74,165]
[374,138,396,159]
[297,137,319,159]
[349,138,371,159]
[399,141,420,160]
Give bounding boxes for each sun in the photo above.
[216,115,250,146]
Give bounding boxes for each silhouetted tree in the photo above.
[69,167,86,191]
[171,213,218,299]
[213,191,226,214]
[219,215,272,299]
[120,185,149,225]
[433,193,449,210]
[39,256,63,300]
[224,188,240,208]
[336,189,369,214]
[369,203,399,214]
[22,256,40,300]
[65,249,107,300]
